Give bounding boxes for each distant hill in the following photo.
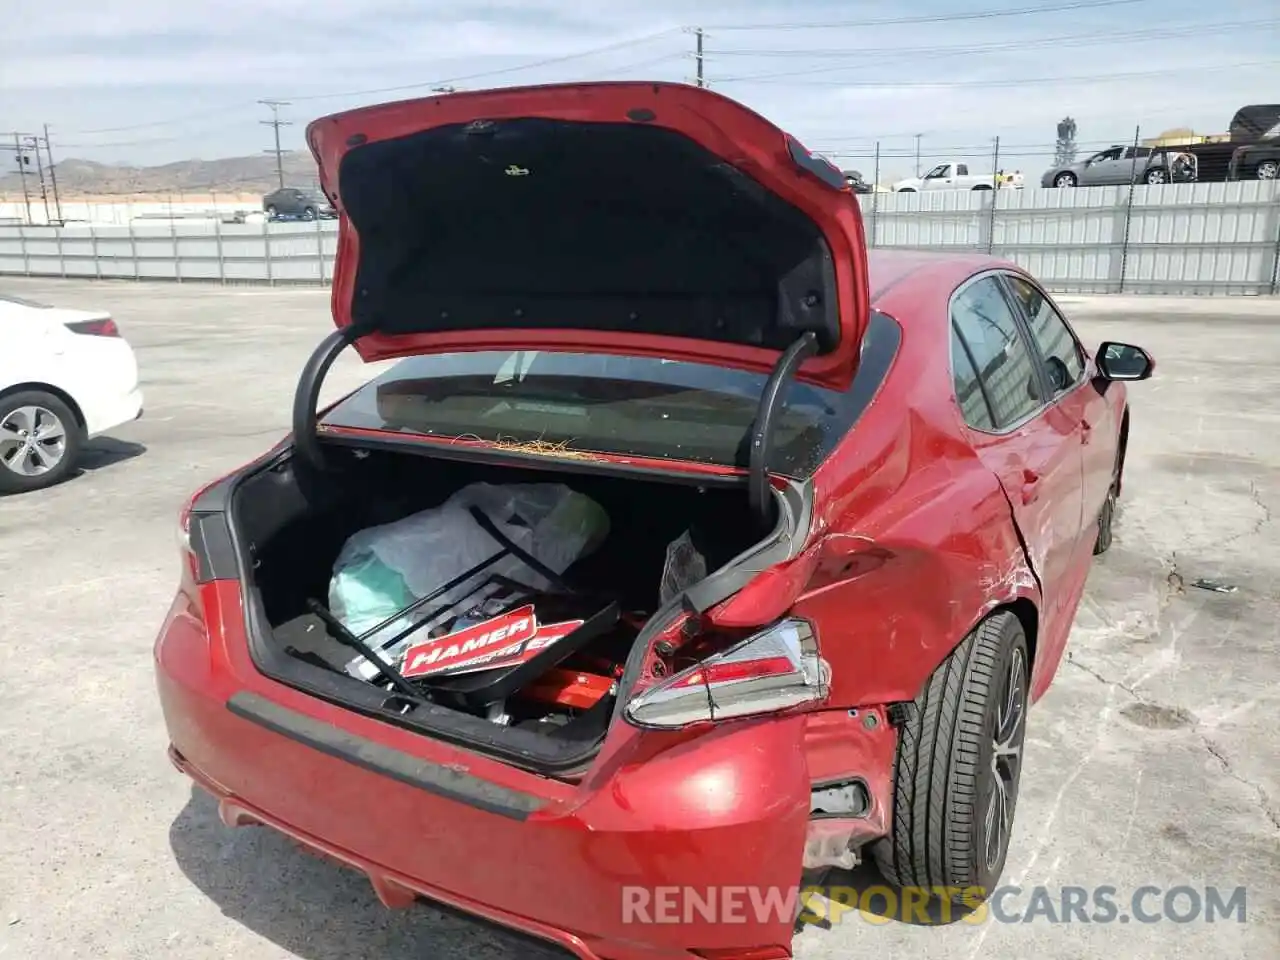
[0,150,321,200]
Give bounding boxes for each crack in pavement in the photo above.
[1201,736,1280,833]
[1066,655,1141,698]
[1220,479,1274,547]
[1067,657,1280,833]
[1067,548,1280,836]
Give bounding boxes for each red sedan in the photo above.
[154,82,1153,960]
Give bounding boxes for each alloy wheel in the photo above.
[1054,173,1076,188]
[984,647,1027,871]
[0,405,68,477]
[1258,161,1279,180]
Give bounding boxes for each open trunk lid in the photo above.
[306,81,871,390]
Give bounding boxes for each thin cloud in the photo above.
[4,0,1273,176]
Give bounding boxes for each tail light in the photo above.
[177,496,204,608]
[176,473,230,607]
[625,618,828,729]
[65,317,119,337]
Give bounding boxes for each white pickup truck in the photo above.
[891,161,1022,192]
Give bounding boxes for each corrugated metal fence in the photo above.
[862,179,1280,295]
[2,180,1278,295]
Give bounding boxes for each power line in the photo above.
[258,99,292,190]
[716,24,1273,82]
[54,29,683,139]
[595,53,689,80]
[50,55,692,152]
[720,59,1278,87]
[280,28,684,102]
[65,104,255,137]
[703,0,1152,31]
[705,18,1275,65]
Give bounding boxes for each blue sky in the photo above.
[2,0,1276,182]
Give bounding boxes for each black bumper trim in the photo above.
[226,691,546,821]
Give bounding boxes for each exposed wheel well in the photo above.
[1117,407,1130,495]
[1003,597,1039,672]
[916,598,1040,704]
[0,382,87,430]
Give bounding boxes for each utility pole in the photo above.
[695,27,706,87]
[259,99,292,190]
[914,133,923,177]
[27,135,51,223]
[43,124,63,223]
[10,133,33,224]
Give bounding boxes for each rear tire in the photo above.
[0,390,83,494]
[1256,160,1279,180]
[1094,442,1124,555]
[1053,172,1077,188]
[1094,486,1117,555]
[1144,167,1168,185]
[872,611,1029,903]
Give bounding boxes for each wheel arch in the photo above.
[0,382,87,431]
[926,597,1040,702]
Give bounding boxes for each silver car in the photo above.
[1041,145,1180,188]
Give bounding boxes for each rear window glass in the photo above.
[321,314,899,477]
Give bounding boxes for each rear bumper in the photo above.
[169,745,611,957]
[155,590,812,960]
[85,385,143,437]
[80,337,142,437]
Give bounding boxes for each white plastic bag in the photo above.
[328,482,610,679]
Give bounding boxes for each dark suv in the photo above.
[262,187,336,220]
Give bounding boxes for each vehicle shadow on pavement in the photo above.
[801,863,978,929]
[168,788,571,960]
[78,437,147,473]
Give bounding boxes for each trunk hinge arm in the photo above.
[748,331,819,529]
[292,325,365,471]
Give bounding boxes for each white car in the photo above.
[0,292,143,493]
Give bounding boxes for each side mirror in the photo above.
[1096,342,1154,381]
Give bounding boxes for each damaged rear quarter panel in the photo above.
[795,370,1041,708]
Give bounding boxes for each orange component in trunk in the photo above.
[521,668,615,710]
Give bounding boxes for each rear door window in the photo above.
[950,276,1045,430]
[950,323,995,430]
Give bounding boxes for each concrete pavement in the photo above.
[0,279,1275,960]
